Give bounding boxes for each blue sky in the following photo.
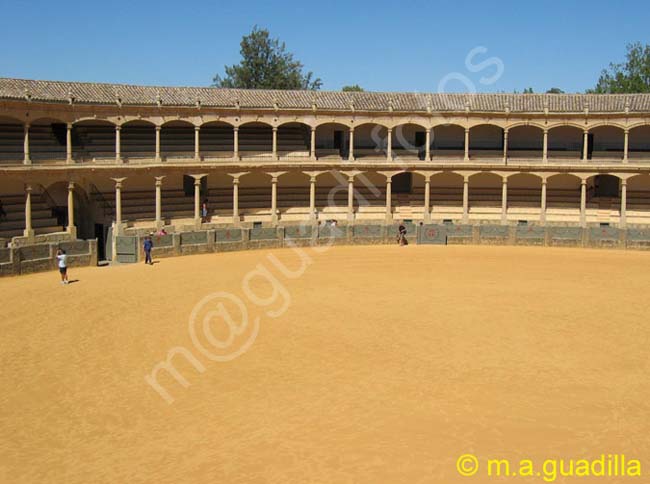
[1,0,649,93]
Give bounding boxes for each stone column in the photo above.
[623,129,629,163]
[423,176,431,223]
[386,128,392,161]
[582,130,589,161]
[194,126,201,161]
[155,176,165,229]
[580,179,587,227]
[23,184,34,238]
[66,123,73,164]
[310,127,316,160]
[272,126,278,160]
[540,179,547,225]
[542,129,548,162]
[112,178,126,235]
[193,176,202,227]
[462,176,469,223]
[309,175,317,220]
[425,128,431,161]
[620,179,627,228]
[66,182,76,237]
[464,128,470,161]
[348,128,355,161]
[23,124,31,165]
[155,126,161,162]
[347,174,355,222]
[501,177,508,225]
[503,129,509,163]
[385,176,393,223]
[232,178,240,224]
[115,126,121,163]
[233,126,240,160]
[271,176,279,224]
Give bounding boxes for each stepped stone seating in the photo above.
[547,150,581,159]
[0,192,61,239]
[315,149,343,160]
[74,125,115,162]
[470,149,503,158]
[29,124,65,162]
[121,126,155,160]
[200,126,233,159]
[431,149,464,159]
[391,148,420,160]
[0,123,23,163]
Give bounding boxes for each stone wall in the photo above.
[0,239,97,277]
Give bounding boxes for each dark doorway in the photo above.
[415,131,426,159]
[333,130,344,156]
[594,175,619,198]
[183,175,207,197]
[95,223,106,261]
[393,173,412,194]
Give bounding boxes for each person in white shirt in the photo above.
[56,248,69,285]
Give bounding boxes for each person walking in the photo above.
[143,236,154,265]
[201,199,209,223]
[56,248,69,284]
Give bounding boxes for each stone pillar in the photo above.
[193,177,202,227]
[271,176,279,224]
[115,126,121,163]
[620,179,627,228]
[386,128,392,161]
[23,184,34,238]
[66,182,76,237]
[112,178,126,235]
[501,177,508,225]
[272,126,278,160]
[309,176,317,220]
[194,126,201,161]
[348,128,355,161]
[23,124,31,165]
[503,129,509,163]
[233,127,240,160]
[580,179,587,227]
[155,176,164,229]
[347,174,355,222]
[462,176,469,223]
[423,176,431,223]
[540,179,547,225]
[582,130,589,161]
[385,176,393,223]
[155,126,161,162]
[464,128,470,161]
[623,129,629,163]
[425,128,431,161]
[232,177,240,224]
[542,129,548,162]
[310,127,316,160]
[66,123,73,164]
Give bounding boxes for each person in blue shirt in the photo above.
[143,236,154,265]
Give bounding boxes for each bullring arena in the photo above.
[1,78,649,483]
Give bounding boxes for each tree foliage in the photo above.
[590,42,650,93]
[342,84,364,92]
[546,87,565,94]
[213,27,322,90]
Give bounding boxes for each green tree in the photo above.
[342,84,364,92]
[589,42,650,93]
[213,26,322,90]
[546,87,565,94]
[523,87,534,94]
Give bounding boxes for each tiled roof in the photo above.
[2,77,650,113]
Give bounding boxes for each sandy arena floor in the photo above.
[0,245,649,483]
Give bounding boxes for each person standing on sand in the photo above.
[143,236,154,265]
[56,248,69,284]
[397,222,408,246]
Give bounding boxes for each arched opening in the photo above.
[592,174,620,198]
[431,124,464,159]
[277,122,310,159]
[392,123,427,160]
[590,126,624,160]
[315,123,349,160]
[508,125,543,160]
[626,174,650,223]
[506,173,542,222]
[430,172,464,221]
[0,116,24,164]
[239,122,273,159]
[200,121,234,160]
[121,120,155,161]
[277,171,310,219]
[29,117,67,163]
[44,182,95,240]
[470,124,503,159]
[546,174,581,223]
[354,123,388,159]
[161,121,194,160]
[72,120,116,162]
[548,126,583,160]
[468,172,503,221]
[628,125,650,161]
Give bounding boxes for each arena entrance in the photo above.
[392,173,412,194]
